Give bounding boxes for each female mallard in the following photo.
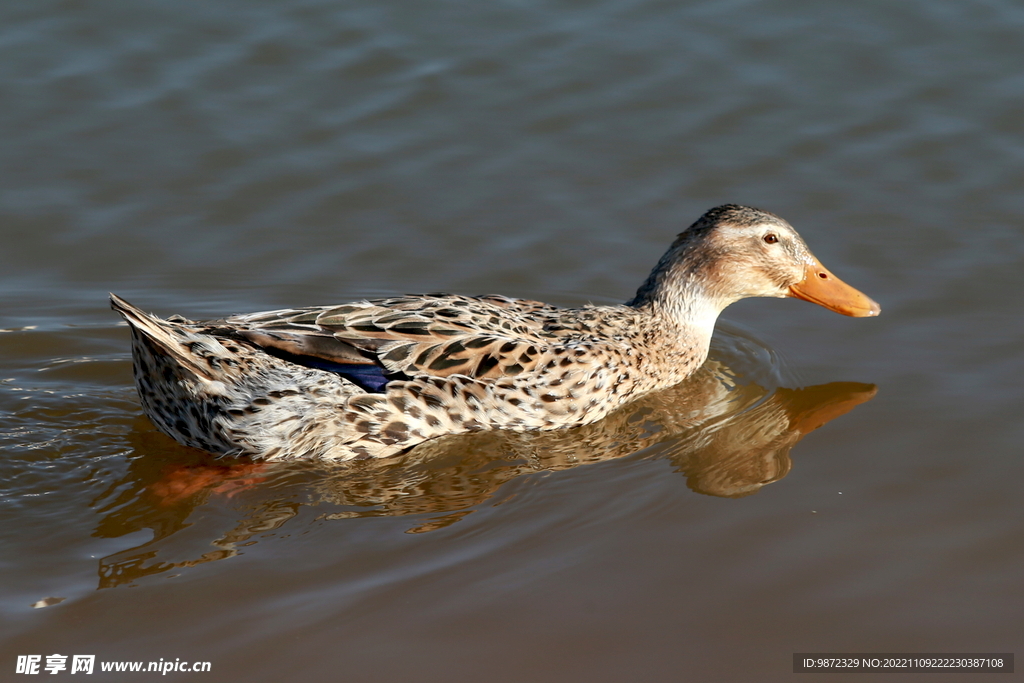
[112,204,879,461]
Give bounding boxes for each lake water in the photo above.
[1,0,1022,681]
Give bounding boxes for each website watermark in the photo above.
[16,655,211,675]
[793,653,1013,673]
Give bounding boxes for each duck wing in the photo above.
[229,294,575,384]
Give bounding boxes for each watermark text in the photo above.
[16,655,211,675]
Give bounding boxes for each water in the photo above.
[1,0,1022,681]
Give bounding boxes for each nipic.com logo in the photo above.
[16,655,212,675]
[16,656,94,675]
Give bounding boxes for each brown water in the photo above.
[1,1,1022,681]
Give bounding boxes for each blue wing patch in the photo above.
[257,347,394,393]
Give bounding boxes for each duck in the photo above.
[111,204,879,461]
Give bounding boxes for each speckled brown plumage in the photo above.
[112,204,879,461]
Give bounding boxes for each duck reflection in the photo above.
[93,351,875,588]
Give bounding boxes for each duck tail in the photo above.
[110,293,217,380]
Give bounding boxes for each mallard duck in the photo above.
[112,204,879,461]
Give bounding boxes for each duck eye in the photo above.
[763,233,778,244]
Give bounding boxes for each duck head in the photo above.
[630,204,881,319]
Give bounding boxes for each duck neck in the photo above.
[626,245,727,357]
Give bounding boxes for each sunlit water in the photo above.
[1,1,1022,681]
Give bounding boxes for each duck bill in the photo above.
[787,259,881,317]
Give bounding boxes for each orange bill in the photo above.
[788,258,881,317]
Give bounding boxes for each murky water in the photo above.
[2,0,1022,681]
